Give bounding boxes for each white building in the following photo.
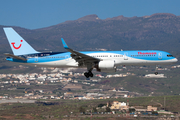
[145,74,167,78]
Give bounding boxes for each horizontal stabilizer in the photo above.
[4,53,27,61]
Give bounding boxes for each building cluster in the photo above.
[0,64,179,101]
[95,70,133,78]
[0,73,68,85]
[144,74,167,78]
[0,67,133,85]
[105,101,173,116]
[109,101,128,110]
[64,92,110,100]
[106,72,134,78]
[0,67,133,100]
[0,90,130,100]
[171,65,180,69]
[63,89,131,100]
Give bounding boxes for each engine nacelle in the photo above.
[97,60,116,72]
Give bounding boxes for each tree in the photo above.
[107,101,112,107]
[98,103,106,107]
[79,106,86,113]
[67,88,71,91]
[106,107,111,112]
[129,108,135,113]
[93,107,97,112]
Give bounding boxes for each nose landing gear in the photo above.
[154,65,159,75]
[154,72,158,75]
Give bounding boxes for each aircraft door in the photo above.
[124,52,128,60]
[158,52,162,59]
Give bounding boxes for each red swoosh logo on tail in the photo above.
[11,40,23,49]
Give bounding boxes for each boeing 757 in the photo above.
[3,27,178,78]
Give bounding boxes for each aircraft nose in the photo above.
[174,58,178,62]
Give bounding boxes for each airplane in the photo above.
[3,27,178,78]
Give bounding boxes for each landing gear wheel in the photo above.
[84,72,89,78]
[154,72,158,75]
[84,71,94,78]
[88,71,93,77]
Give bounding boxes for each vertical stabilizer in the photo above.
[3,27,39,55]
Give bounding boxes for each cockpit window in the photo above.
[167,55,173,57]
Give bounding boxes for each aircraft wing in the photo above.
[61,38,101,64]
[4,53,27,61]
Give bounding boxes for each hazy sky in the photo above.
[0,0,180,29]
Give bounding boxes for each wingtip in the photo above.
[61,38,69,49]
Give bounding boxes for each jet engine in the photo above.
[96,60,116,72]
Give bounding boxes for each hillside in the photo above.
[0,13,180,67]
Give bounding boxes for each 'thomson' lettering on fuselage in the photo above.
[138,52,157,55]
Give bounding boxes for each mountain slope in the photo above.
[0,13,180,55]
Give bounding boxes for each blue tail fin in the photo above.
[3,27,39,55]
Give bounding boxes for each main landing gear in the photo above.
[84,63,94,78]
[84,71,93,78]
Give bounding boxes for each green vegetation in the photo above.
[0,95,180,119]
